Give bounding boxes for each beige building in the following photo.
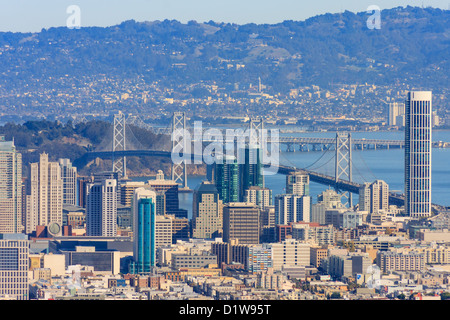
[192,181,223,239]
[26,153,63,235]
[0,136,23,233]
[310,246,329,268]
[120,181,145,207]
[270,238,310,271]
[155,215,173,248]
[376,250,425,273]
[417,229,450,242]
[0,234,29,300]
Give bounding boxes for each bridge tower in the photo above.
[335,132,353,207]
[112,111,127,179]
[249,117,264,146]
[171,112,188,189]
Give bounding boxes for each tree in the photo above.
[441,292,450,300]
[330,292,341,299]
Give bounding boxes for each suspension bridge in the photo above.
[72,111,447,210]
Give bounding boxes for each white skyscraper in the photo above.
[86,178,118,236]
[59,158,77,206]
[26,153,63,235]
[0,136,23,233]
[405,91,432,219]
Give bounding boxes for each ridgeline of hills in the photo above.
[0,6,448,118]
[0,120,178,177]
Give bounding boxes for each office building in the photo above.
[60,246,121,275]
[223,202,260,245]
[244,186,273,210]
[77,176,93,208]
[120,181,145,207]
[172,253,217,269]
[0,233,29,300]
[147,170,179,214]
[58,159,77,206]
[0,136,23,233]
[239,145,264,202]
[192,181,223,239]
[86,178,118,237]
[405,91,432,219]
[26,153,63,235]
[132,187,157,274]
[359,180,389,214]
[310,247,329,269]
[155,215,172,248]
[212,155,239,204]
[275,194,311,225]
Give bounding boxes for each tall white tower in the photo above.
[405,91,432,219]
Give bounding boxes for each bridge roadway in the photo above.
[275,164,406,207]
[73,149,408,206]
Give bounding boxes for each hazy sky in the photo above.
[0,0,448,32]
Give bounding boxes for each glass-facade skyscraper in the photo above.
[131,187,156,274]
[405,91,432,219]
[213,155,239,204]
[239,145,264,202]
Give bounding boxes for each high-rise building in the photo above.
[147,170,179,214]
[192,181,223,239]
[0,233,29,300]
[212,155,239,204]
[131,187,157,274]
[405,91,432,219]
[0,136,23,233]
[120,181,145,207]
[58,159,77,206]
[26,153,63,235]
[86,178,118,236]
[311,189,343,224]
[77,176,93,208]
[388,102,405,126]
[239,145,264,202]
[286,173,309,196]
[274,194,311,225]
[223,202,260,245]
[245,186,272,210]
[359,180,389,214]
[155,215,172,248]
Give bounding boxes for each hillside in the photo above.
[0,6,448,119]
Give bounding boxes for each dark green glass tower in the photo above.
[213,155,239,204]
[239,145,264,202]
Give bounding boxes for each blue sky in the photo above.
[0,0,448,32]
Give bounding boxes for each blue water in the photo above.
[177,129,450,218]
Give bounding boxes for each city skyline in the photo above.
[0,1,449,304]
